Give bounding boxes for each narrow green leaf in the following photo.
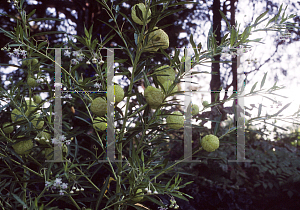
[0,63,20,68]
[0,27,15,39]
[12,193,28,208]
[254,10,269,25]
[213,115,222,136]
[173,48,180,64]
[170,192,189,202]
[250,82,258,93]
[89,24,94,37]
[190,34,196,49]
[258,104,262,117]
[27,9,36,21]
[73,35,86,46]
[219,126,237,139]
[7,43,25,47]
[95,176,111,209]
[141,150,144,163]
[281,6,288,21]
[221,33,229,45]
[165,178,172,190]
[197,42,202,54]
[91,38,99,49]
[84,25,89,39]
[28,17,63,23]
[190,34,199,60]
[134,32,139,46]
[19,25,24,42]
[219,9,231,30]
[278,4,283,16]
[260,72,267,89]
[240,77,247,93]
[207,23,213,50]
[272,102,291,117]
[102,33,116,47]
[37,41,49,50]
[266,5,282,27]
[230,27,236,46]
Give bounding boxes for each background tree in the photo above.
[1,0,300,209]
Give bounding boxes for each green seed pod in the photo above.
[90,97,107,117]
[2,122,14,134]
[144,86,164,109]
[31,115,44,129]
[166,111,184,129]
[131,3,151,25]
[79,73,84,83]
[11,108,24,122]
[31,58,38,66]
[93,117,107,131]
[12,137,33,155]
[144,27,169,52]
[44,148,53,160]
[22,59,29,66]
[132,189,144,203]
[33,95,42,104]
[201,134,219,152]
[23,58,39,66]
[11,100,36,123]
[191,104,199,116]
[107,85,125,103]
[161,80,178,94]
[155,65,175,84]
[37,131,51,144]
[202,101,209,107]
[24,99,37,118]
[144,27,159,52]
[27,77,36,87]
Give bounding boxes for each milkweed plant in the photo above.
[0,0,298,209]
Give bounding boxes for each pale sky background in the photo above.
[1,0,300,141]
[177,0,300,141]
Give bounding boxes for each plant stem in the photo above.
[23,168,27,207]
[10,159,43,177]
[68,195,81,210]
[75,166,100,192]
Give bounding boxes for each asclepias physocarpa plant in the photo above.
[0,0,298,209]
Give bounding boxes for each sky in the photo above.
[1,0,300,141]
[177,0,300,140]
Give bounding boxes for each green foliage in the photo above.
[0,1,298,210]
